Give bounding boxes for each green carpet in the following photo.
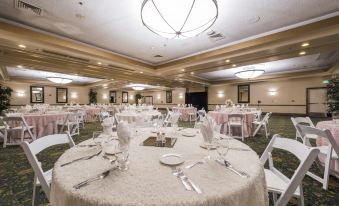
[0,115,338,206]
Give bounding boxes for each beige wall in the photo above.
[208,77,325,114]
[96,89,137,104]
[3,81,90,105]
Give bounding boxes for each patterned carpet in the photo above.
[0,115,338,206]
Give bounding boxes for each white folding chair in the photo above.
[99,111,111,122]
[260,134,319,206]
[227,114,245,141]
[291,117,316,142]
[252,112,272,138]
[163,110,172,127]
[57,113,80,137]
[21,133,75,206]
[296,125,339,190]
[2,115,35,147]
[76,110,86,128]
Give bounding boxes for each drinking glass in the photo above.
[203,134,214,160]
[216,138,229,161]
[92,131,103,147]
[116,145,129,171]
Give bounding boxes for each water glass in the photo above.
[92,131,103,147]
[116,145,129,171]
[216,138,229,161]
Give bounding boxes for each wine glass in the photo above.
[216,138,229,161]
[116,144,129,171]
[203,133,214,160]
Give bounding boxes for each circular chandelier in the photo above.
[141,0,218,39]
[235,70,265,79]
[47,77,72,84]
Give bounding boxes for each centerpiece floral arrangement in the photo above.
[225,99,233,107]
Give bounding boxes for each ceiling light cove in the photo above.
[141,0,218,39]
[235,70,265,79]
[18,44,26,48]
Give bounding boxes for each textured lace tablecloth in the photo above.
[50,128,268,206]
[208,111,256,138]
[172,107,197,121]
[316,121,339,178]
[116,111,161,123]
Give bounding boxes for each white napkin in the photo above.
[117,121,131,147]
[215,105,220,111]
[199,115,215,143]
[103,117,115,126]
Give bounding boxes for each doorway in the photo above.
[185,92,208,110]
[306,87,327,117]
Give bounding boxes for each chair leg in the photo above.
[322,151,332,190]
[32,178,39,206]
[298,185,305,206]
[272,192,278,205]
[264,124,268,138]
[252,123,262,137]
[241,125,244,141]
[3,130,7,148]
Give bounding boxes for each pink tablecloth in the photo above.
[172,107,197,121]
[84,108,100,122]
[316,121,339,178]
[208,111,256,138]
[21,113,73,138]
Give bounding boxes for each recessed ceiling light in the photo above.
[299,51,306,55]
[111,78,114,80]
[103,84,108,87]
[17,65,23,68]
[301,42,309,47]
[18,44,26,48]
[140,71,143,74]
[225,59,230,63]
[232,64,237,67]
[190,72,195,75]
[181,69,185,72]
[97,62,102,65]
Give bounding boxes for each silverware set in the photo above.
[60,150,102,167]
[172,168,202,194]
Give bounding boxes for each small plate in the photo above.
[181,129,197,137]
[200,144,217,150]
[159,153,184,166]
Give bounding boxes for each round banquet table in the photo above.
[50,127,268,206]
[208,111,256,138]
[84,108,101,122]
[316,121,339,178]
[172,107,197,121]
[9,113,74,138]
[116,111,161,123]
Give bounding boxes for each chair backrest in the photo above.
[291,117,314,127]
[20,133,75,200]
[260,134,319,206]
[228,114,244,122]
[296,125,339,156]
[168,112,181,124]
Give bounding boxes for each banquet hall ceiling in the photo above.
[0,1,338,88]
[0,0,338,64]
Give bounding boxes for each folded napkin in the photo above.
[199,115,215,143]
[117,121,131,147]
[103,116,115,126]
[169,112,181,124]
[215,105,220,111]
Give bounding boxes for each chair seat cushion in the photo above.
[264,169,300,197]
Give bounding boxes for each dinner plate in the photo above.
[159,153,184,166]
[181,129,196,137]
[199,144,217,150]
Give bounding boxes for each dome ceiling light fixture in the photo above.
[47,77,72,84]
[141,0,218,39]
[234,65,265,79]
[129,84,146,91]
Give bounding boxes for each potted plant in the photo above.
[135,93,143,104]
[0,85,13,114]
[88,89,97,104]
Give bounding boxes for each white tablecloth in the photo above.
[50,128,268,206]
[116,111,161,123]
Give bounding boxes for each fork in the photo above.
[172,168,192,191]
[177,168,202,194]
